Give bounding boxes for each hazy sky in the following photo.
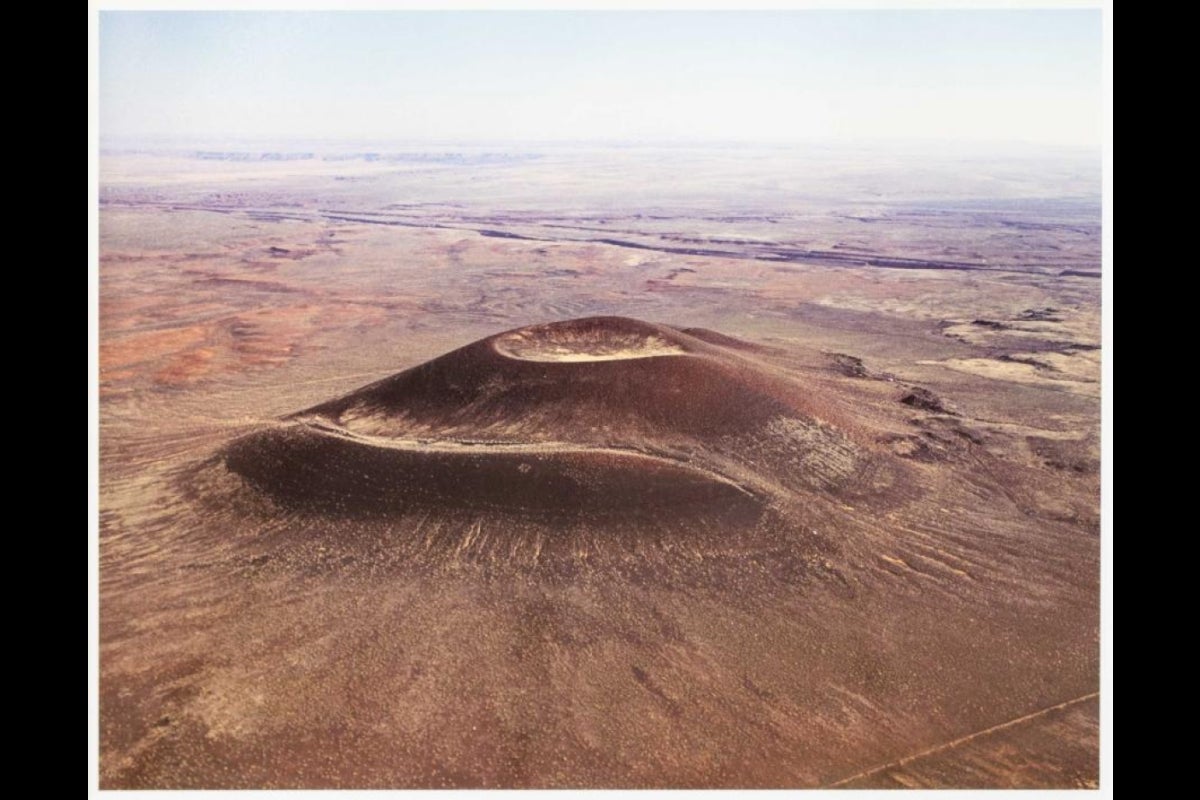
[100,10,1101,146]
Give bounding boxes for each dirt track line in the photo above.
[824,691,1100,787]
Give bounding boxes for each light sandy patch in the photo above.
[923,356,1100,398]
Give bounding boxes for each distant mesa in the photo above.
[222,316,871,520]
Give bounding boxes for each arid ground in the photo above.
[98,143,1101,788]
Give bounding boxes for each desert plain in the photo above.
[97,142,1101,788]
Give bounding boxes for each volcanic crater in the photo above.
[222,316,885,529]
